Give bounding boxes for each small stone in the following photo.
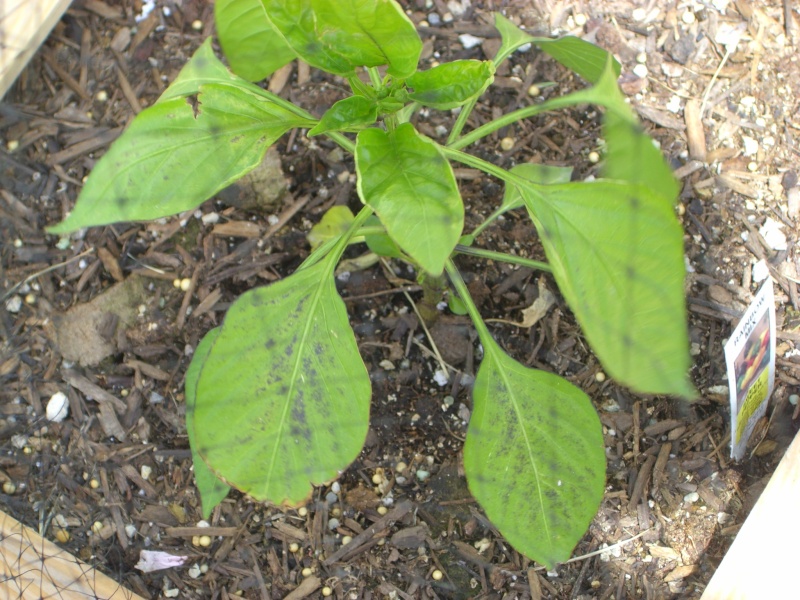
[5,295,22,313]
[684,491,700,503]
[458,34,484,50]
[341,535,352,545]
[747,161,758,172]
[595,371,606,383]
[298,506,308,517]
[500,137,515,151]
[632,7,647,21]
[588,151,600,163]
[379,359,395,370]
[682,11,696,24]
[46,392,69,423]
[395,461,407,473]
[574,13,587,27]
[527,84,540,97]
[89,478,100,489]
[328,518,340,530]
[92,521,104,534]
[633,64,648,78]
[428,13,441,25]
[416,469,431,481]
[7,140,19,152]
[789,394,799,406]
[636,52,647,64]
[191,19,203,30]
[95,90,108,102]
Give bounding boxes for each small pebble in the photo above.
[573,13,587,27]
[682,11,696,24]
[595,371,606,383]
[632,7,647,21]
[55,528,71,543]
[636,52,647,64]
[588,151,600,163]
[191,19,203,30]
[684,491,700,504]
[92,521,104,534]
[789,394,799,406]
[747,161,758,172]
[7,140,19,152]
[328,517,340,531]
[5,295,22,313]
[527,84,540,97]
[298,506,308,517]
[95,90,108,102]
[46,392,69,423]
[428,13,441,25]
[395,461,407,473]
[458,34,484,49]
[89,478,100,489]
[416,469,430,481]
[341,535,352,545]
[633,64,648,78]
[500,137,515,151]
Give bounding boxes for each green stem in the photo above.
[367,67,383,90]
[446,97,478,145]
[454,245,551,273]
[445,259,492,343]
[447,90,596,151]
[300,206,373,271]
[255,87,356,154]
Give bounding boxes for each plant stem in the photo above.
[447,91,593,151]
[454,245,551,273]
[444,260,492,343]
[446,98,478,145]
[417,271,447,326]
[300,207,373,271]
[367,67,383,90]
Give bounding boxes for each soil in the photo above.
[2,0,800,599]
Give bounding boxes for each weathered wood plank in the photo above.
[701,431,800,599]
[0,509,147,599]
[0,0,73,98]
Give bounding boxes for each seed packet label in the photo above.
[724,280,776,460]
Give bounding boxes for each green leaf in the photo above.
[363,216,404,259]
[501,163,573,211]
[309,96,378,136]
[531,36,621,84]
[492,13,620,83]
[464,337,605,568]
[518,180,695,397]
[261,0,421,78]
[157,38,261,102]
[185,327,230,518]
[215,0,296,82]
[407,60,495,110]
[307,205,354,248]
[492,13,536,66]
[193,256,371,505]
[355,123,463,275]
[48,84,314,233]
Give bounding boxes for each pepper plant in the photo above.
[49,0,696,568]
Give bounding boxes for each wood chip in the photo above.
[283,575,321,600]
[664,564,697,582]
[684,99,707,161]
[211,221,262,238]
[648,544,680,560]
[97,247,124,281]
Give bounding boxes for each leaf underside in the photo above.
[192,259,371,506]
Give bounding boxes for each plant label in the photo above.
[724,280,776,460]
